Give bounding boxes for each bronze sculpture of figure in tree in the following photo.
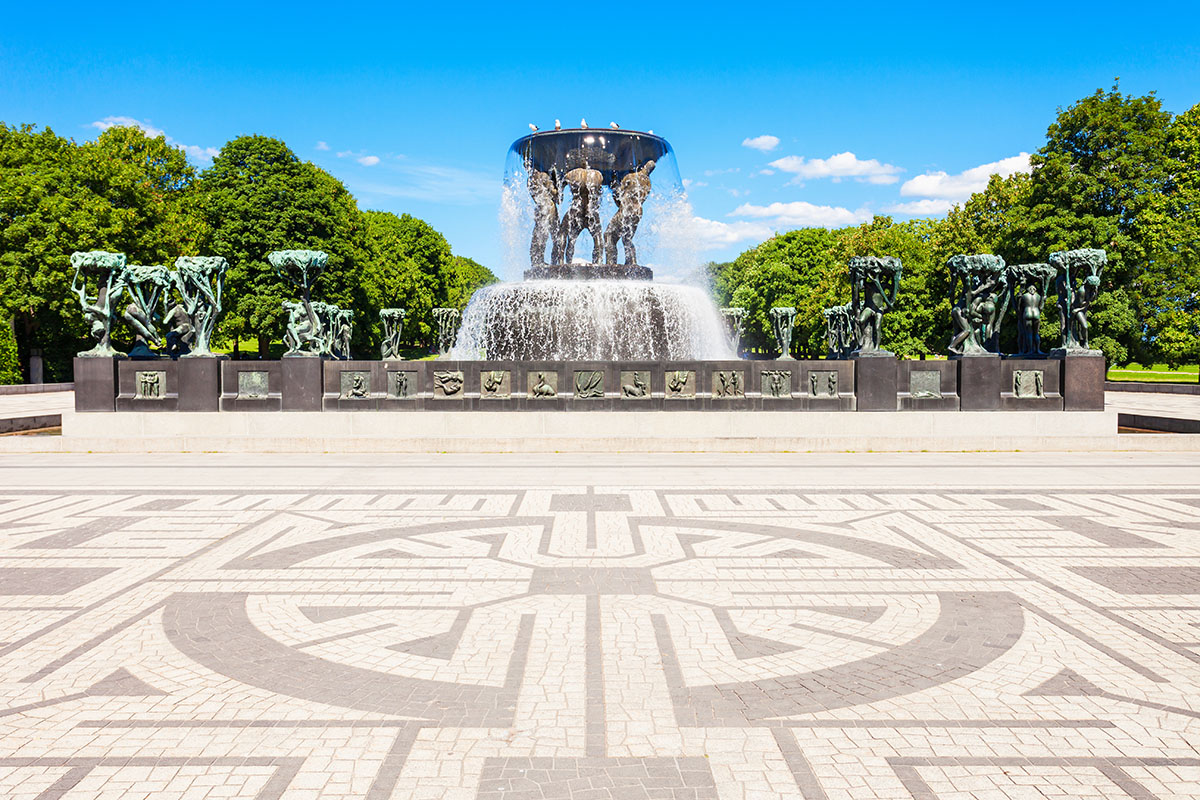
[171,257,227,358]
[822,304,854,359]
[554,166,604,265]
[849,256,902,356]
[1008,263,1055,356]
[269,250,328,358]
[380,308,406,360]
[947,254,1008,356]
[1051,249,1106,352]
[604,160,655,266]
[70,251,127,358]
[120,264,172,359]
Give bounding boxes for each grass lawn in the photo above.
[1107,363,1199,383]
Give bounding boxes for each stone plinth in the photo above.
[957,355,1001,411]
[853,355,898,411]
[897,360,959,411]
[220,361,282,412]
[1060,353,1106,411]
[282,357,324,412]
[73,357,118,412]
[116,360,178,411]
[178,357,222,412]
[1000,358,1063,411]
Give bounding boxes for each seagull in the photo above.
[580,118,588,128]
[529,123,538,132]
[648,130,654,134]
[554,119,561,130]
[610,122,619,129]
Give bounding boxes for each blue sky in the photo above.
[3,1,1200,281]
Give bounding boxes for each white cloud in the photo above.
[703,167,740,177]
[757,169,775,176]
[357,155,381,166]
[730,200,872,228]
[89,116,218,164]
[682,178,708,190]
[315,141,330,151]
[689,216,775,250]
[885,199,954,216]
[769,151,902,184]
[742,134,780,153]
[900,153,1030,201]
[90,116,164,139]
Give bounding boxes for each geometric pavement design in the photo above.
[1,487,1200,798]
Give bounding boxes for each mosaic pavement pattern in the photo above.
[2,487,1200,799]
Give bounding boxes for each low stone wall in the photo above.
[1106,380,1200,395]
[0,382,73,395]
[74,355,1106,413]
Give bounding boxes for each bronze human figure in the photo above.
[120,264,172,359]
[528,167,561,266]
[554,166,604,264]
[604,160,655,266]
[946,255,1007,356]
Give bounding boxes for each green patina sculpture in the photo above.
[1008,263,1056,356]
[947,254,1008,356]
[822,304,854,359]
[170,256,227,358]
[769,306,797,360]
[720,307,746,356]
[380,308,406,360]
[270,250,328,358]
[849,256,902,356]
[70,251,127,358]
[432,307,460,357]
[120,263,172,359]
[1051,249,1106,352]
[603,160,655,266]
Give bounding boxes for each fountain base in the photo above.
[524,263,653,281]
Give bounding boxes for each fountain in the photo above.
[450,126,732,360]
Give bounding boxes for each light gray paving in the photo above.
[0,455,1199,798]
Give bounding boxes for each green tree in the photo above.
[1143,102,1200,368]
[0,314,20,384]
[447,255,499,310]
[197,136,369,356]
[1005,83,1174,363]
[710,228,843,357]
[360,210,455,350]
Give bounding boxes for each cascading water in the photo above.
[451,125,731,361]
[450,280,733,360]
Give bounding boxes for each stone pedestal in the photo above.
[116,360,178,411]
[281,357,324,412]
[957,355,1001,411]
[853,355,898,411]
[73,357,118,412]
[178,358,221,412]
[1000,358,1063,410]
[1060,352,1106,411]
[220,361,283,411]
[897,360,959,411]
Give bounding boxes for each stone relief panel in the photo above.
[135,370,165,400]
[909,370,943,399]
[481,370,511,400]
[808,370,838,398]
[236,371,269,400]
[665,370,696,399]
[339,370,371,399]
[761,369,791,399]
[528,371,558,399]
[620,371,651,399]
[433,370,465,399]
[574,370,605,399]
[387,370,417,399]
[1013,369,1045,398]
[712,370,744,399]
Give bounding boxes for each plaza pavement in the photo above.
[2,452,1200,799]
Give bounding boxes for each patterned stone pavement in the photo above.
[2,481,1200,798]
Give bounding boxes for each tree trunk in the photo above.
[257,334,270,359]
